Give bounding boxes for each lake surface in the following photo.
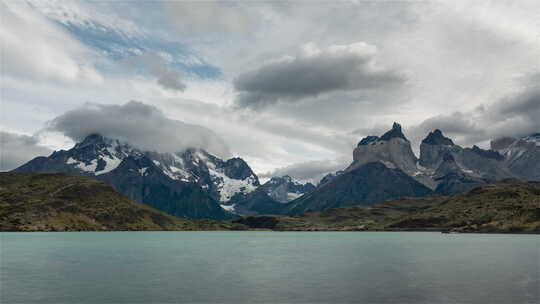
[1,231,538,304]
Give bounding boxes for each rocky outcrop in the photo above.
[419,129,459,169]
[379,122,408,141]
[422,129,454,146]
[348,122,418,175]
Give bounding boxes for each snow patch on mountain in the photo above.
[209,168,258,202]
[96,154,122,175]
[287,192,303,201]
[67,157,98,172]
[220,204,236,212]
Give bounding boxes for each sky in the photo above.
[1,0,539,182]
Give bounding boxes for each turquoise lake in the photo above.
[1,231,538,303]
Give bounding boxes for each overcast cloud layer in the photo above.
[409,73,540,148]
[122,52,186,92]
[234,42,405,108]
[47,101,231,158]
[1,0,538,181]
[0,132,52,171]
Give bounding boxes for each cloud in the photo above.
[46,101,231,158]
[2,0,538,178]
[233,42,406,108]
[0,132,52,171]
[123,52,186,91]
[410,73,540,147]
[0,2,102,84]
[259,157,350,184]
[163,1,258,35]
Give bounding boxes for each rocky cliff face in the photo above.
[419,129,458,169]
[339,124,521,198]
[348,123,418,175]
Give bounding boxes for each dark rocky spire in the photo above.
[357,136,379,146]
[422,129,454,146]
[379,122,408,141]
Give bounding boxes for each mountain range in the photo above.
[14,124,539,219]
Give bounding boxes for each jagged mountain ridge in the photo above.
[14,134,260,219]
[348,123,418,175]
[285,124,537,214]
[347,123,517,193]
[417,129,515,194]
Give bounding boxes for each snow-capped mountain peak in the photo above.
[61,134,139,176]
[19,134,260,207]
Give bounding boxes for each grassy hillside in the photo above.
[0,173,237,231]
[233,181,540,233]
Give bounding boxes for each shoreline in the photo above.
[2,229,539,234]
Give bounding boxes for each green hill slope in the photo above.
[0,173,235,231]
[234,181,540,233]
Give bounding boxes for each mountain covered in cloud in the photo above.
[14,134,259,220]
[13,134,318,218]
